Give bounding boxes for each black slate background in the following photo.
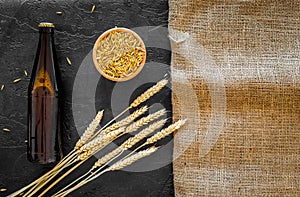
[0,0,173,196]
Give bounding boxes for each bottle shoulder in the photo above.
[29,31,61,93]
[28,64,61,93]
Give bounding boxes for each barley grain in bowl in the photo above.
[92,27,146,82]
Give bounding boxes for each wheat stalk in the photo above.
[146,119,187,145]
[75,110,104,150]
[129,79,168,108]
[38,160,85,197]
[92,119,166,169]
[107,146,158,171]
[56,146,157,197]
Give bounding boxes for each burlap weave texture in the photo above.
[169,0,300,196]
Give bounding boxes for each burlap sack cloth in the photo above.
[169,0,300,196]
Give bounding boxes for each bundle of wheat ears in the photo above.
[9,79,186,197]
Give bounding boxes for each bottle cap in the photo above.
[38,22,55,28]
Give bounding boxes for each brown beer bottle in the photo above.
[27,22,62,164]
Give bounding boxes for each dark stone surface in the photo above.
[0,0,172,196]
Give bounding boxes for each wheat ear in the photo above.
[122,119,167,149]
[129,79,168,108]
[107,147,158,171]
[75,110,104,150]
[101,106,148,135]
[76,127,124,161]
[92,146,124,170]
[92,119,166,169]
[124,109,166,134]
[146,119,187,145]
[89,78,168,140]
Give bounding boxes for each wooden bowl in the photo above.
[92,27,146,82]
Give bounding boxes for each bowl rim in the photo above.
[92,27,146,82]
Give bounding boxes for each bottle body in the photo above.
[27,23,62,164]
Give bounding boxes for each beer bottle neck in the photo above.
[39,27,54,34]
[36,27,55,73]
[39,27,54,49]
